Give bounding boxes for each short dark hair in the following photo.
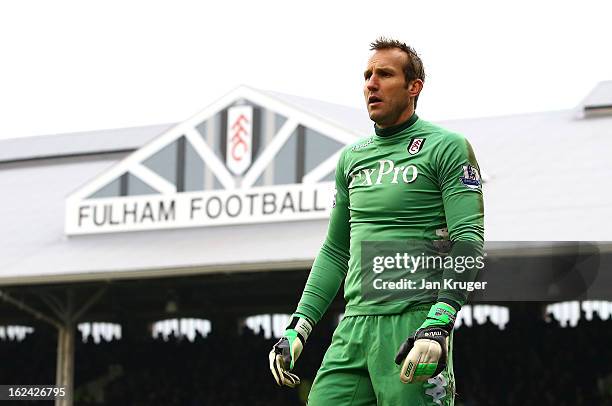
[370,37,425,108]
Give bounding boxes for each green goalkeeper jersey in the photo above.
[295,114,484,323]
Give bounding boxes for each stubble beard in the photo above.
[371,99,410,128]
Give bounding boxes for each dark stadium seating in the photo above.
[1,314,612,406]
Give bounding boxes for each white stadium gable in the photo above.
[65,86,354,235]
[1,82,612,284]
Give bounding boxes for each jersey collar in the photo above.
[374,113,419,138]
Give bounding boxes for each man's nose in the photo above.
[366,76,379,91]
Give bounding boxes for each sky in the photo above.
[1,0,611,140]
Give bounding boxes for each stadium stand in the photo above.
[1,306,611,405]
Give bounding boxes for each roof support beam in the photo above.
[241,119,298,188]
[129,164,177,194]
[184,128,236,190]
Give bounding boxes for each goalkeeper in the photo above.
[269,37,484,406]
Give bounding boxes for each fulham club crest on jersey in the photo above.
[407,138,425,155]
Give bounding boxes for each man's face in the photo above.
[363,48,420,128]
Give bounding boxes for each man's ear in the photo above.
[408,79,424,98]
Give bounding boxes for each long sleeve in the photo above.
[435,133,485,308]
[294,149,351,324]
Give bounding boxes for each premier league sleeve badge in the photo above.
[459,164,481,189]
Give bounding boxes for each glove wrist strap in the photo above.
[286,316,314,345]
[421,302,457,332]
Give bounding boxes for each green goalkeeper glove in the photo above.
[394,302,457,384]
[269,315,313,387]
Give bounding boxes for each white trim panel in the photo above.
[130,164,177,194]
